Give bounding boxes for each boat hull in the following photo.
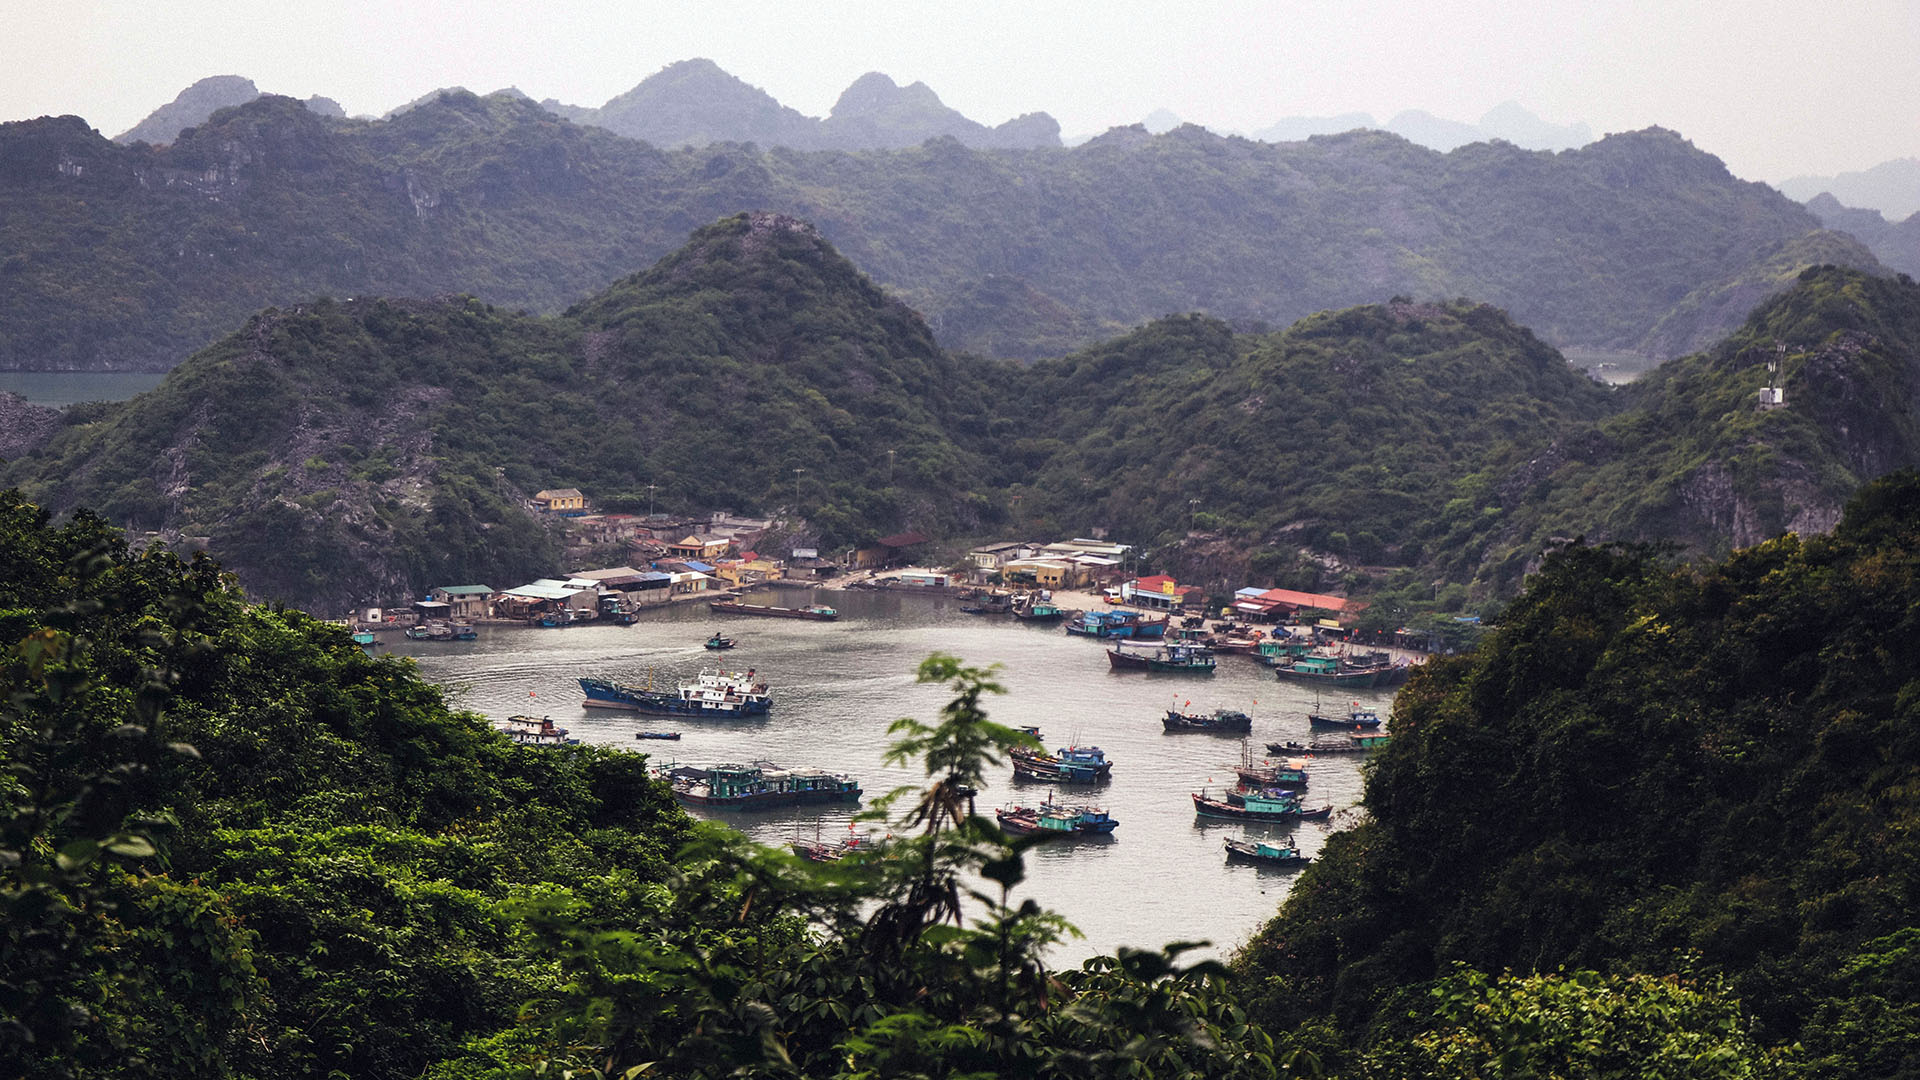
[675,788,860,809]
[1224,838,1311,867]
[1274,665,1383,688]
[1108,648,1216,673]
[1162,709,1251,733]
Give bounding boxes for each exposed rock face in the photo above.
[116,75,261,145]
[0,392,59,458]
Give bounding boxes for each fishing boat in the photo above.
[633,731,682,741]
[350,630,376,647]
[1308,703,1383,730]
[1271,653,1388,687]
[1223,834,1312,868]
[1162,706,1252,733]
[704,633,737,650]
[1234,747,1309,789]
[996,796,1119,837]
[1192,788,1333,822]
[1266,731,1390,755]
[1064,609,1169,640]
[958,590,1015,615]
[495,715,577,747]
[708,599,838,621]
[663,761,862,809]
[1010,595,1067,623]
[790,825,877,862]
[1108,641,1217,673]
[578,669,772,717]
[1011,744,1113,784]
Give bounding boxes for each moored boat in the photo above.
[1163,706,1252,733]
[1223,834,1312,867]
[997,796,1119,837]
[634,731,682,740]
[1065,609,1169,639]
[1308,703,1383,730]
[665,761,862,809]
[1271,653,1385,687]
[1011,595,1067,622]
[1011,743,1113,784]
[1108,641,1216,673]
[495,715,577,747]
[1191,789,1333,822]
[1266,731,1390,755]
[709,599,838,621]
[579,669,772,717]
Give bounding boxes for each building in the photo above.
[668,535,733,562]
[1002,557,1079,589]
[533,488,587,514]
[894,570,953,588]
[969,542,1032,573]
[1230,587,1366,624]
[1121,575,1203,612]
[848,531,930,570]
[430,584,495,619]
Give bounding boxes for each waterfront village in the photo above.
[355,487,1387,647]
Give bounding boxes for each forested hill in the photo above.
[0,213,1011,613]
[1233,471,1920,1076]
[0,89,1877,369]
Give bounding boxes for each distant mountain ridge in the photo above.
[1779,157,1920,220]
[114,74,341,145]
[1802,192,1920,278]
[1241,100,1593,152]
[0,91,1878,371]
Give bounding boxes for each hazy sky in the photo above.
[4,0,1915,182]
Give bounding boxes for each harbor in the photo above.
[395,583,1393,966]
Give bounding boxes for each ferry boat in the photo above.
[663,761,862,809]
[578,669,772,716]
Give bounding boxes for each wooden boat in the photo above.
[1223,834,1312,868]
[1064,609,1169,639]
[790,828,877,863]
[1108,641,1216,673]
[1162,707,1252,733]
[1191,789,1332,822]
[1011,595,1067,623]
[708,599,838,621]
[633,731,682,741]
[664,761,861,809]
[495,715,577,747]
[1308,704,1383,730]
[1234,752,1309,789]
[1011,744,1112,784]
[1266,732,1389,755]
[958,590,1015,615]
[1271,653,1386,687]
[704,633,737,650]
[996,796,1118,837]
[579,669,772,716]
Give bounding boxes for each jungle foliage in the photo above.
[5,491,1823,1078]
[1234,470,1920,1079]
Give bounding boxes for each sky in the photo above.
[3,0,1916,182]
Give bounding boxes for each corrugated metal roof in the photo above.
[435,584,494,595]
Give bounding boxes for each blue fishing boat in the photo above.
[1223,834,1312,867]
[1191,787,1332,822]
[1011,743,1113,784]
[664,761,861,809]
[1308,703,1383,730]
[1065,609,1169,640]
[1108,640,1216,673]
[997,796,1118,837]
[1163,706,1252,733]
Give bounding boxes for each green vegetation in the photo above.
[27,480,1920,1076]
[0,92,1872,369]
[1234,471,1920,1077]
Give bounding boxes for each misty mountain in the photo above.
[1244,101,1591,152]
[1779,157,1920,220]
[114,75,344,145]
[0,91,1876,372]
[1803,192,1920,278]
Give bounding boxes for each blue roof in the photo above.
[684,560,716,573]
[636,571,673,583]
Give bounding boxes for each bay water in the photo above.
[398,586,1393,966]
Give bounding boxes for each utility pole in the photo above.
[646,483,658,519]
[886,449,895,486]
[792,467,805,511]
[1189,498,1200,532]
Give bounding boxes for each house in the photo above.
[1120,575,1203,612]
[669,571,714,596]
[848,531,930,570]
[785,552,840,580]
[894,570,952,588]
[430,584,494,619]
[533,488,587,514]
[1002,558,1078,589]
[969,542,1031,572]
[1230,587,1366,624]
[411,599,454,622]
[714,558,779,588]
[667,535,733,562]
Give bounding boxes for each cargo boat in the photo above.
[708,599,838,621]
[578,669,772,716]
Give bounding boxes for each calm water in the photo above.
[0,371,166,407]
[395,586,1394,966]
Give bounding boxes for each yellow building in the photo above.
[533,488,586,513]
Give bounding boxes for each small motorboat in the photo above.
[704,633,737,650]
[633,731,682,741]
